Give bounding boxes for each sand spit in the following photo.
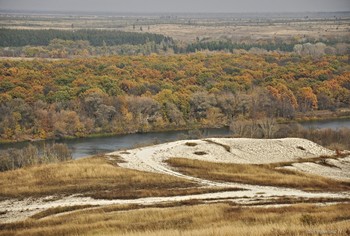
[110,138,335,174]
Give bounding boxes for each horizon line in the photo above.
[1,9,349,15]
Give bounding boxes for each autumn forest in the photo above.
[1,53,349,142]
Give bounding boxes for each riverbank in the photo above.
[294,109,350,122]
[0,123,217,144]
[1,118,350,159]
[0,127,232,158]
[1,137,349,228]
[2,108,350,145]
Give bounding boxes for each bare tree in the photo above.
[258,118,279,138]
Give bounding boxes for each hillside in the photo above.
[0,138,349,235]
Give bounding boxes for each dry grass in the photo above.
[0,202,349,236]
[30,205,98,220]
[185,142,198,147]
[166,158,350,192]
[266,153,349,168]
[0,155,202,199]
[204,139,231,152]
[0,155,244,199]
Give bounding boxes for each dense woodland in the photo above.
[0,53,349,142]
[183,39,349,56]
[0,29,172,47]
[1,29,348,58]
[184,41,295,53]
[0,29,175,57]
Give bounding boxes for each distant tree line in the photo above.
[1,29,348,58]
[182,41,295,53]
[0,29,173,47]
[0,39,174,58]
[230,119,350,151]
[182,40,349,55]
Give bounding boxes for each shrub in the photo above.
[185,142,198,147]
[0,143,72,172]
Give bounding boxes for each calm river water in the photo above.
[299,119,350,130]
[0,128,231,159]
[1,119,349,159]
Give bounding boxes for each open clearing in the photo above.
[0,138,349,234]
[138,21,350,41]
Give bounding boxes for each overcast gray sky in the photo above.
[0,0,349,13]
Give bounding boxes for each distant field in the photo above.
[137,21,350,42]
[1,13,349,42]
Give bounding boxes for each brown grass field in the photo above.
[0,202,349,236]
[0,153,349,235]
[166,158,350,192]
[0,155,240,199]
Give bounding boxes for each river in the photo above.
[0,128,231,159]
[299,118,350,130]
[1,119,349,159]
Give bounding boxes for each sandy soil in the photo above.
[283,156,350,181]
[1,185,348,224]
[112,138,335,173]
[111,137,349,182]
[1,138,349,224]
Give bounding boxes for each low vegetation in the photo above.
[0,155,190,198]
[30,205,98,220]
[265,153,348,169]
[293,126,350,151]
[231,120,350,150]
[0,203,349,236]
[0,143,72,172]
[204,139,231,152]
[0,155,241,199]
[166,158,350,192]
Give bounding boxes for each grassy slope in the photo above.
[1,151,349,235]
[0,156,205,199]
[0,203,349,236]
[166,158,350,192]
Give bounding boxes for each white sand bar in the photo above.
[110,138,335,174]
